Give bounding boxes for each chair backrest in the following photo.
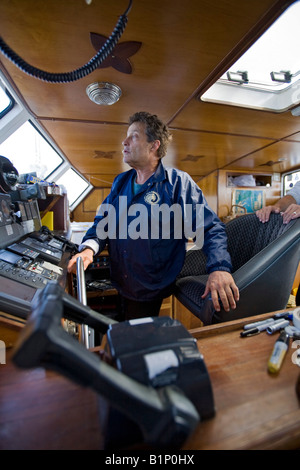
[176,212,300,324]
[225,212,296,272]
[179,212,296,278]
[215,212,300,322]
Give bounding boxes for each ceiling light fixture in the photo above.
[86,82,122,105]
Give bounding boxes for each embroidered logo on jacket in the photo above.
[144,191,160,204]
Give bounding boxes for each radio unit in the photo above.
[17,237,63,264]
[0,249,63,289]
[0,250,48,289]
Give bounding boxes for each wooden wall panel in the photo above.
[71,188,110,222]
[72,170,281,223]
[2,0,299,186]
[217,170,281,220]
[197,171,218,214]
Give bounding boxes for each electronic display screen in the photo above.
[0,249,22,264]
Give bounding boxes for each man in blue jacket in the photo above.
[68,112,239,320]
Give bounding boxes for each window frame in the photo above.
[200,1,300,113]
[0,71,93,211]
[0,86,15,119]
[282,169,300,196]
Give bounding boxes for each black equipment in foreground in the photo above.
[11,282,215,449]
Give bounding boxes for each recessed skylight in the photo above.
[201,1,300,112]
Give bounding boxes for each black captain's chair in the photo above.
[175,213,300,325]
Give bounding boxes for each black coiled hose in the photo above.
[0,0,133,83]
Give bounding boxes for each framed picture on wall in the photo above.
[232,189,265,214]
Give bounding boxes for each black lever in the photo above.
[12,282,199,448]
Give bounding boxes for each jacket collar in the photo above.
[149,160,167,183]
[128,160,167,188]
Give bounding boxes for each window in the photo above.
[201,1,300,112]
[0,71,93,210]
[0,119,93,209]
[0,121,63,179]
[283,170,300,195]
[55,167,90,208]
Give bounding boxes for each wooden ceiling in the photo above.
[1,0,299,188]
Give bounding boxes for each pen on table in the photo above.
[266,319,289,334]
[241,318,290,337]
[244,312,293,331]
[241,322,273,337]
[268,330,290,374]
[243,318,275,330]
[244,312,293,330]
[273,311,293,320]
[285,325,300,339]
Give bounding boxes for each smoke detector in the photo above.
[86,82,122,105]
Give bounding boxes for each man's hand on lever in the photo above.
[67,248,94,274]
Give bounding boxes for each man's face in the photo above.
[122,122,152,168]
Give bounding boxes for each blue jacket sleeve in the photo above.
[176,171,232,273]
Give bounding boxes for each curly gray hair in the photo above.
[128,111,172,159]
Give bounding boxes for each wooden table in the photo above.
[184,311,300,450]
[0,310,299,450]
